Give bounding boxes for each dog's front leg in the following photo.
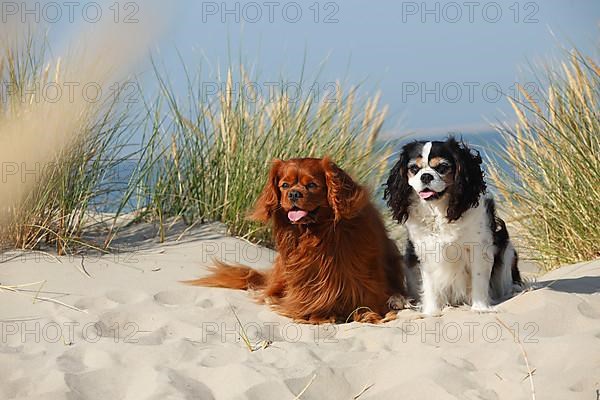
[420,268,442,316]
[470,245,494,312]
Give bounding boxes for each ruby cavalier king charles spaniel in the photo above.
[188,157,407,323]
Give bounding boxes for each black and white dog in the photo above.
[384,137,522,315]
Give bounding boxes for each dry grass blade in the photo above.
[293,374,317,400]
[78,254,92,278]
[0,281,47,289]
[32,280,46,304]
[496,317,536,400]
[521,368,537,382]
[228,304,272,352]
[229,304,254,352]
[353,383,375,399]
[345,306,375,323]
[0,282,87,313]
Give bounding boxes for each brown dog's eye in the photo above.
[306,182,317,189]
[281,182,290,189]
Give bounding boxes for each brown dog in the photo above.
[187,157,406,323]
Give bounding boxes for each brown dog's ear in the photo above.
[322,157,368,222]
[249,159,282,222]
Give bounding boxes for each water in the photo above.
[90,160,142,214]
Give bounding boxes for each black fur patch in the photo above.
[444,137,486,221]
[512,251,522,284]
[404,238,419,270]
[384,141,422,223]
[486,198,522,285]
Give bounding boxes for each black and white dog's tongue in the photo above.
[419,190,436,199]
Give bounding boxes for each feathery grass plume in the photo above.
[489,48,600,270]
[137,61,393,245]
[0,9,165,253]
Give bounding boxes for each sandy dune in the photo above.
[1,222,599,400]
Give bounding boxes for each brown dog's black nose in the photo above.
[420,173,434,184]
[288,190,303,201]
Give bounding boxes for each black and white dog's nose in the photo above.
[288,190,303,201]
[420,173,434,184]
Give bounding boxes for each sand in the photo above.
[1,221,599,400]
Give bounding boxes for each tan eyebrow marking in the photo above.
[413,157,425,168]
[429,157,447,167]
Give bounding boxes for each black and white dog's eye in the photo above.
[436,164,450,174]
[409,165,420,174]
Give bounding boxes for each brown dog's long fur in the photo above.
[186,157,406,324]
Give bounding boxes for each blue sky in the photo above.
[47,0,599,137]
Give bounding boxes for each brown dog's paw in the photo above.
[387,294,407,310]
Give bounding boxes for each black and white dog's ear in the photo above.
[384,142,418,223]
[446,137,486,222]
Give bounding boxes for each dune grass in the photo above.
[135,61,392,245]
[4,31,598,267]
[490,49,600,270]
[0,32,393,252]
[0,34,141,254]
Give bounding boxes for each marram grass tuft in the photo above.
[490,49,600,270]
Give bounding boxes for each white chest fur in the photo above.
[405,196,495,312]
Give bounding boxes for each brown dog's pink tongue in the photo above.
[419,190,436,199]
[288,210,308,222]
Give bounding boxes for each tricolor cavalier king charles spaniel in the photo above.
[189,157,407,323]
[385,137,522,315]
